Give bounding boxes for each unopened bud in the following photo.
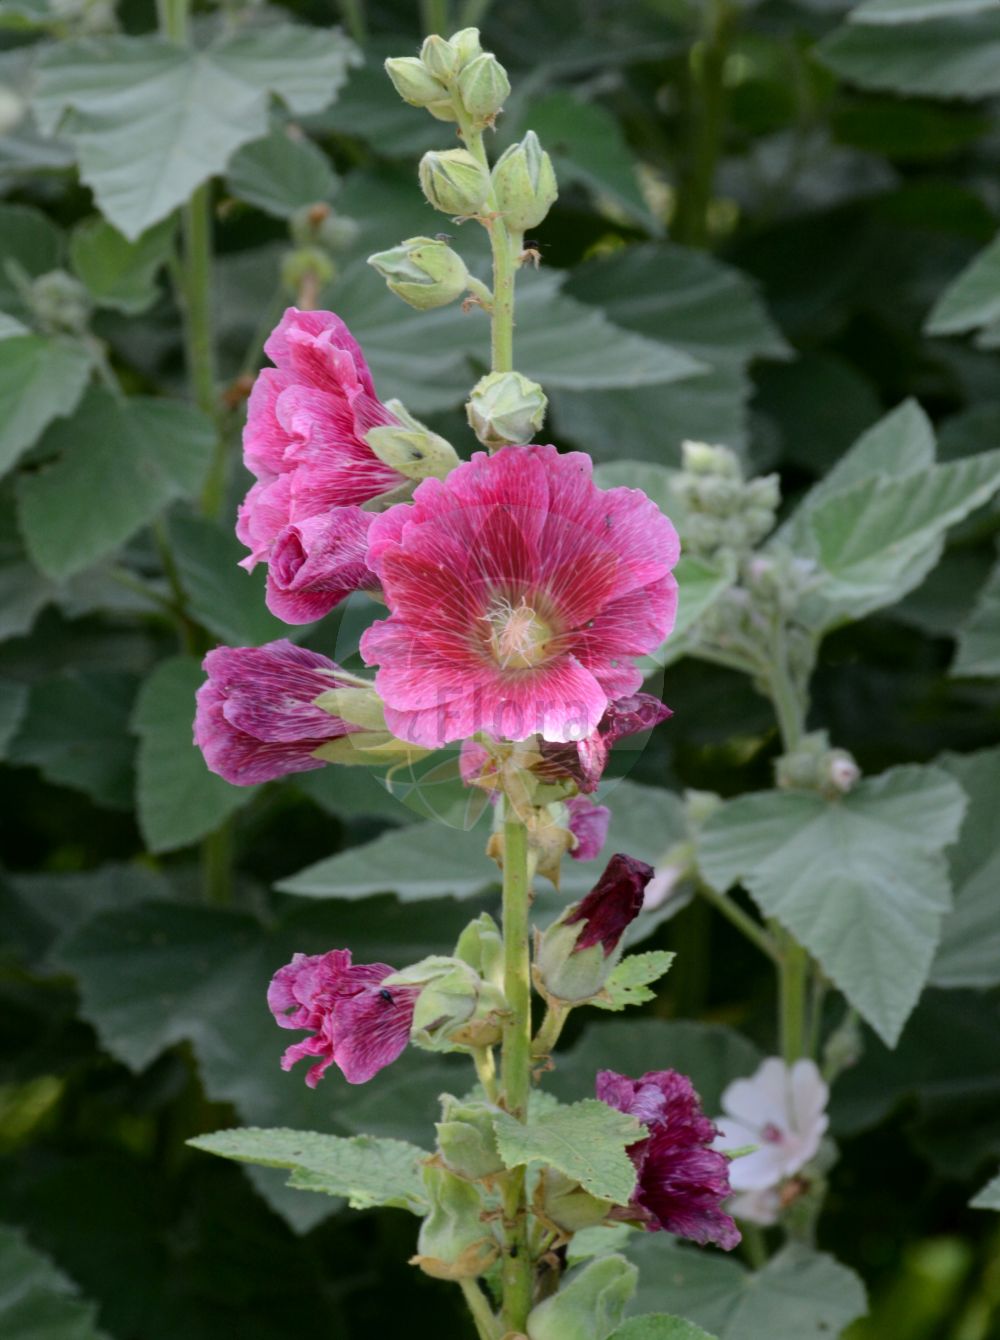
[281,246,336,297]
[467,370,547,447]
[419,148,490,216]
[368,235,469,310]
[436,1096,505,1181]
[491,130,558,231]
[312,682,386,732]
[457,53,510,123]
[365,421,460,481]
[450,27,484,67]
[681,439,742,479]
[420,34,458,81]
[526,1254,637,1340]
[540,1171,613,1234]
[385,955,505,1051]
[316,212,360,253]
[454,912,504,989]
[826,751,861,794]
[30,270,91,336]
[426,98,459,123]
[411,1165,500,1280]
[384,55,450,108]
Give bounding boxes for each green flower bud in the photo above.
[317,213,360,254]
[411,1165,500,1280]
[385,956,505,1051]
[420,34,458,82]
[367,235,469,310]
[365,419,460,481]
[539,1170,613,1234]
[384,55,450,108]
[491,130,558,231]
[281,246,336,297]
[457,53,510,123]
[420,148,491,216]
[426,98,459,123]
[312,683,386,732]
[436,1095,505,1181]
[466,370,547,447]
[526,1254,637,1340]
[450,26,484,68]
[454,912,504,989]
[681,438,742,479]
[30,270,91,336]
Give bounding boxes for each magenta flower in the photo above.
[265,506,379,625]
[564,853,652,951]
[537,692,673,794]
[566,796,611,861]
[268,948,418,1086]
[193,640,358,785]
[238,308,407,620]
[361,446,679,748]
[597,1068,740,1250]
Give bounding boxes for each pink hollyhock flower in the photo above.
[194,640,359,785]
[564,853,652,951]
[566,796,611,861]
[536,692,673,794]
[361,446,679,748]
[238,308,407,618]
[265,507,379,625]
[268,948,419,1086]
[712,1057,829,1224]
[597,1068,740,1250]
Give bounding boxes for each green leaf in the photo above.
[547,1019,761,1114]
[611,1318,717,1340]
[8,669,137,810]
[697,765,967,1045]
[32,27,358,238]
[0,1223,109,1340]
[952,552,1000,676]
[188,1128,428,1213]
[850,0,997,23]
[132,655,256,854]
[17,387,213,580]
[0,335,92,477]
[800,451,1000,629]
[0,202,62,317]
[69,215,175,314]
[0,678,27,758]
[818,12,1000,100]
[516,93,660,232]
[628,1240,867,1340]
[493,1099,641,1204]
[926,233,1000,337]
[167,511,289,646]
[0,489,56,639]
[592,952,675,1012]
[971,1172,1000,1211]
[225,126,337,218]
[932,748,1000,990]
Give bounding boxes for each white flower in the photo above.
[713,1056,829,1195]
[728,1187,782,1227]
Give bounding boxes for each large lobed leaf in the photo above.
[0,1223,109,1340]
[493,1099,642,1205]
[819,11,1000,100]
[932,747,1000,990]
[697,765,967,1045]
[31,26,358,238]
[0,335,92,478]
[951,552,1000,677]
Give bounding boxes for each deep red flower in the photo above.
[564,853,652,952]
[536,692,673,794]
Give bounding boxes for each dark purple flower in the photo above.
[564,853,653,953]
[268,948,418,1086]
[266,506,379,624]
[566,795,611,862]
[597,1068,740,1250]
[193,640,357,785]
[536,693,673,793]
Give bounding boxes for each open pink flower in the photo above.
[597,1068,740,1250]
[361,446,679,748]
[238,308,406,619]
[268,948,418,1086]
[566,796,611,861]
[193,640,358,785]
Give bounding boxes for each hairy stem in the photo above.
[696,879,780,963]
[499,808,534,1333]
[459,1279,499,1340]
[531,1002,568,1060]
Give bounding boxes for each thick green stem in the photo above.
[499,808,534,1334]
[531,1002,568,1059]
[201,820,234,906]
[421,0,450,35]
[696,879,780,964]
[337,0,367,44]
[779,931,809,1063]
[673,0,732,247]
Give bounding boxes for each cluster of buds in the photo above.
[282,201,360,304]
[23,269,92,337]
[385,28,507,127]
[775,730,861,798]
[673,439,780,561]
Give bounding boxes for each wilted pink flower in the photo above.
[564,853,652,951]
[268,948,418,1086]
[536,692,673,794]
[597,1068,740,1250]
[265,506,379,625]
[238,308,406,619]
[361,446,678,747]
[712,1057,829,1224]
[566,796,611,861]
[194,640,358,785]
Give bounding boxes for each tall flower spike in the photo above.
[596,1068,740,1250]
[238,308,409,621]
[194,640,365,785]
[361,446,679,748]
[268,949,419,1086]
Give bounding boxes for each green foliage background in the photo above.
[1,0,999,1336]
